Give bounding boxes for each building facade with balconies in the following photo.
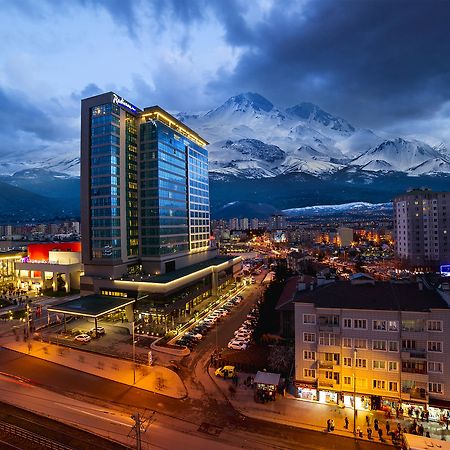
[294,276,450,416]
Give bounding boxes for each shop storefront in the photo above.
[319,390,338,404]
[343,393,371,410]
[297,385,317,401]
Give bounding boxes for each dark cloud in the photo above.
[208,0,450,128]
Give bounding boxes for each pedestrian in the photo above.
[426,431,430,438]
[378,428,383,441]
[330,419,335,431]
[386,420,390,434]
[366,415,370,426]
[327,419,331,432]
[374,418,379,431]
[367,427,372,439]
[356,426,361,437]
[344,417,349,429]
[418,424,424,436]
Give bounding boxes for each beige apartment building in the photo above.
[294,275,450,419]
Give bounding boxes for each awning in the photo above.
[48,295,135,318]
[254,371,281,386]
[429,397,450,409]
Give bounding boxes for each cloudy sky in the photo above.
[1,0,450,164]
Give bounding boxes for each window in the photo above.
[342,337,352,348]
[427,320,443,332]
[373,360,386,370]
[343,318,352,328]
[354,338,368,349]
[303,314,316,324]
[303,332,315,343]
[388,321,399,332]
[355,358,367,368]
[344,376,352,385]
[428,383,443,394]
[389,382,398,392]
[319,333,338,346]
[319,315,339,326]
[388,361,398,372]
[428,361,443,373]
[303,369,316,378]
[343,357,352,367]
[354,319,367,329]
[356,378,367,389]
[389,341,399,352]
[373,379,386,390]
[428,341,443,352]
[373,340,387,351]
[373,320,387,331]
[303,351,316,360]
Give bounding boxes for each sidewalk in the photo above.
[209,368,449,444]
[2,337,187,399]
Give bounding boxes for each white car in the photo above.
[89,326,105,335]
[235,331,252,339]
[228,341,247,350]
[186,332,203,340]
[74,334,91,343]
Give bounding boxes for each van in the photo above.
[215,366,236,378]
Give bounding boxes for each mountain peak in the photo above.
[286,102,355,133]
[224,92,274,113]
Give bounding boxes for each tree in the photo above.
[267,345,294,376]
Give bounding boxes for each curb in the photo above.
[208,373,394,446]
[1,344,188,400]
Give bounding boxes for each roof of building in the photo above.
[254,371,281,386]
[295,281,449,311]
[141,106,209,147]
[275,275,315,311]
[47,295,135,318]
[121,255,239,284]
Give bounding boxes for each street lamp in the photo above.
[353,348,357,436]
[132,320,136,384]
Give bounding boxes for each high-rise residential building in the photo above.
[80,92,241,332]
[239,217,249,230]
[250,218,259,230]
[229,218,239,231]
[337,226,354,247]
[270,214,287,230]
[393,189,450,267]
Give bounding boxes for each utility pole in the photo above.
[131,413,141,450]
[353,348,357,436]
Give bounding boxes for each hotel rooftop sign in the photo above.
[112,93,138,113]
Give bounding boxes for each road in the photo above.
[0,276,386,449]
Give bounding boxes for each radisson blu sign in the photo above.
[112,93,137,113]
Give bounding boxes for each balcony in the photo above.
[318,361,334,369]
[318,324,341,332]
[318,379,334,388]
[401,367,427,375]
[401,349,427,359]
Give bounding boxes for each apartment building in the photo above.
[393,188,450,267]
[294,275,450,417]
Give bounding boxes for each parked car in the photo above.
[215,366,236,378]
[228,341,247,350]
[89,326,105,336]
[74,334,91,343]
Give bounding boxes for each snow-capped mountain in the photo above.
[350,138,450,173]
[283,201,392,217]
[179,92,450,178]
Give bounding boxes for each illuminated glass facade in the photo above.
[81,92,212,277]
[89,102,122,260]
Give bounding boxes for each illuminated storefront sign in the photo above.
[440,264,450,277]
[112,93,137,113]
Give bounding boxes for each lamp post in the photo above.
[132,320,136,384]
[353,348,357,436]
